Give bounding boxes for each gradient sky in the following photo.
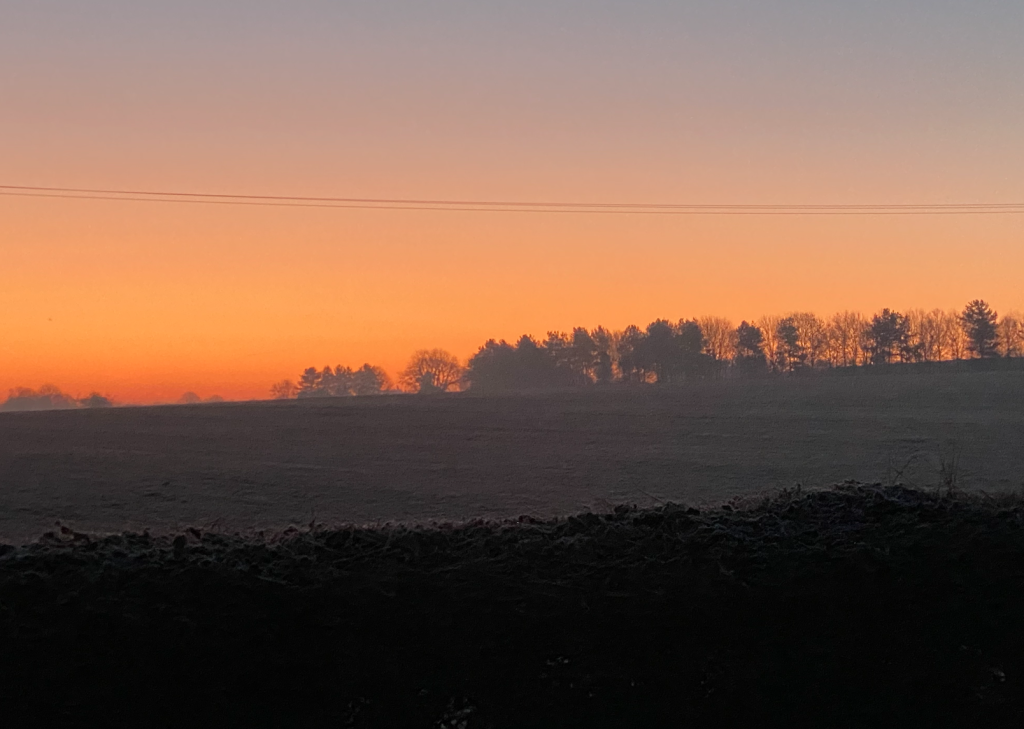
[2,1,1023,402]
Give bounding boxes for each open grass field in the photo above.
[1,370,1022,544]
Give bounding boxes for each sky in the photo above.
[2,1,1023,402]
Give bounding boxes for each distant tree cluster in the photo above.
[467,324,711,392]
[267,300,1020,398]
[464,299,1021,391]
[1,385,113,412]
[272,363,394,400]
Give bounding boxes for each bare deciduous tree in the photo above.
[789,312,829,368]
[270,379,298,400]
[937,309,969,360]
[997,312,1024,358]
[907,309,946,362]
[827,311,866,367]
[698,316,736,363]
[756,315,783,371]
[400,349,464,392]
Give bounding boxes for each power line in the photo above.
[3,191,1024,215]
[1,184,1022,215]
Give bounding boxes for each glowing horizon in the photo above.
[3,1,1023,403]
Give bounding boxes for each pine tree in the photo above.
[961,300,999,358]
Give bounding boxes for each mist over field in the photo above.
[1,369,1020,545]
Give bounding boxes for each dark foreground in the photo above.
[1,485,1022,727]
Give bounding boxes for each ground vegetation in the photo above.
[2,485,1021,726]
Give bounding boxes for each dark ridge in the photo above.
[1,484,1023,726]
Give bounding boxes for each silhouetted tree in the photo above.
[465,335,575,392]
[296,367,324,398]
[316,366,339,396]
[400,349,463,392]
[734,321,767,375]
[639,319,681,383]
[516,335,564,386]
[565,328,599,385]
[465,339,517,392]
[542,331,574,382]
[786,312,829,368]
[179,392,202,405]
[865,309,918,365]
[324,366,353,396]
[677,319,712,378]
[351,364,392,395]
[997,313,1024,358]
[776,318,805,371]
[270,380,298,400]
[827,311,867,367]
[616,325,648,382]
[961,300,999,358]
[940,309,969,360]
[755,315,783,371]
[699,316,736,364]
[906,309,944,362]
[591,327,615,384]
[735,321,764,358]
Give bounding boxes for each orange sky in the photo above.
[2,2,1023,403]
[4,196,1022,403]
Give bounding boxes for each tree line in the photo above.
[273,300,1022,397]
[0,387,230,412]
[0,386,113,412]
[271,363,395,400]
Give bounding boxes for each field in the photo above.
[3,370,1024,724]
[1,369,1022,544]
